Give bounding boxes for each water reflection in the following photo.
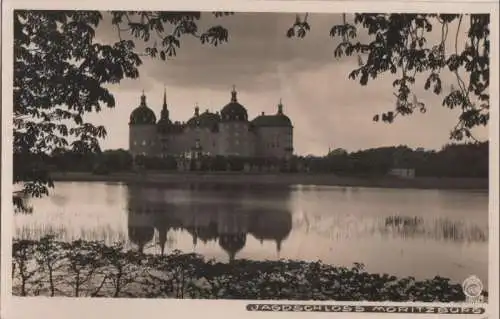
[126,185,292,261]
[13,182,488,285]
[381,215,487,243]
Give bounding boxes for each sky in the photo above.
[86,12,488,156]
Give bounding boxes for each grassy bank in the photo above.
[12,236,485,301]
[49,171,489,190]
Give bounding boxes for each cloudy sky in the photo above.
[87,12,488,156]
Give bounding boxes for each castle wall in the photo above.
[129,124,159,157]
[218,122,255,157]
[158,132,185,156]
[182,127,219,155]
[255,126,293,159]
[131,123,292,159]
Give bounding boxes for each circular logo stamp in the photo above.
[462,275,483,298]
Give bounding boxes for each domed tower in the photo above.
[219,233,247,263]
[218,86,255,157]
[129,91,159,158]
[251,99,293,159]
[128,225,155,253]
[249,208,293,258]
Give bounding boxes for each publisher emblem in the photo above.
[462,275,483,299]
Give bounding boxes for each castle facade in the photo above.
[128,87,294,159]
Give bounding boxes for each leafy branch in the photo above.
[110,11,232,60]
[13,10,232,212]
[288,13,490,142]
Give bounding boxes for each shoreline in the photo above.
[49,172,489,190]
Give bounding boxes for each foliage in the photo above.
[13,236,484,301]
[13,10,230,210]
[289,13,490,140]
[304,142,488,178]
[22,141,488,178]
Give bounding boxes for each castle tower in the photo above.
[128,91,158,159]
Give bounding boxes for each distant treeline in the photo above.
[14,142,488,178]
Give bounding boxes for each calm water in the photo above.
[14,182,489,288]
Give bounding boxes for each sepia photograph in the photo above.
[2,1,499,318]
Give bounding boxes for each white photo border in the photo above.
[1,1,498,318]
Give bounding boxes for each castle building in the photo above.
[128,86,294,159]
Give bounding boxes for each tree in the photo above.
[287,13,489,141]
[13,10,230,211]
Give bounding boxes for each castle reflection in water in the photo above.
[126,185,293,261]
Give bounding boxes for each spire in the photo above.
[229,251,236,263]
[158,225,167,256]
[193,231,198,248]
[277,99,283,115]
[160,87,169,120]
[140,90,147,107]
[194,103,200,116]
[163,87,167,108]
[231,85,237,102]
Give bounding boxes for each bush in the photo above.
[11,236,484,301]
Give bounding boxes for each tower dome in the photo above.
[127,226,155,253]
[220,86,248,122]
[187,106,221,131]
[251,99,292,127]
[218,233,247,262]
[249,209,292,254]
[129,92,157,125]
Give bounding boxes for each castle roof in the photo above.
[220,86,248,122]
[127,225,155,251]
[251,100,292,127]
[218,233,246,262]
[129,92,157,125]
[249,209,292,242]
[187,107,221,131]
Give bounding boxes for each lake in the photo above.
[14,181,489,289]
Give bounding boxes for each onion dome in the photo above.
[220,86,248,122]
[251,99,292,127]
[187,106,221,131]
[128,226,155,253]
[129,91,157,125]
[218,233,247,263]
[249,209,292,254]
[199,110,221,130]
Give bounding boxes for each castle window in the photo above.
[235,139,240,145]
[133,141,137,146]
[142,140,147,146]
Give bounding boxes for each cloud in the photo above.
[96,12,356,92]
[87,12,488,154]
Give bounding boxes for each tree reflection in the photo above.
[382,215,487,243]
